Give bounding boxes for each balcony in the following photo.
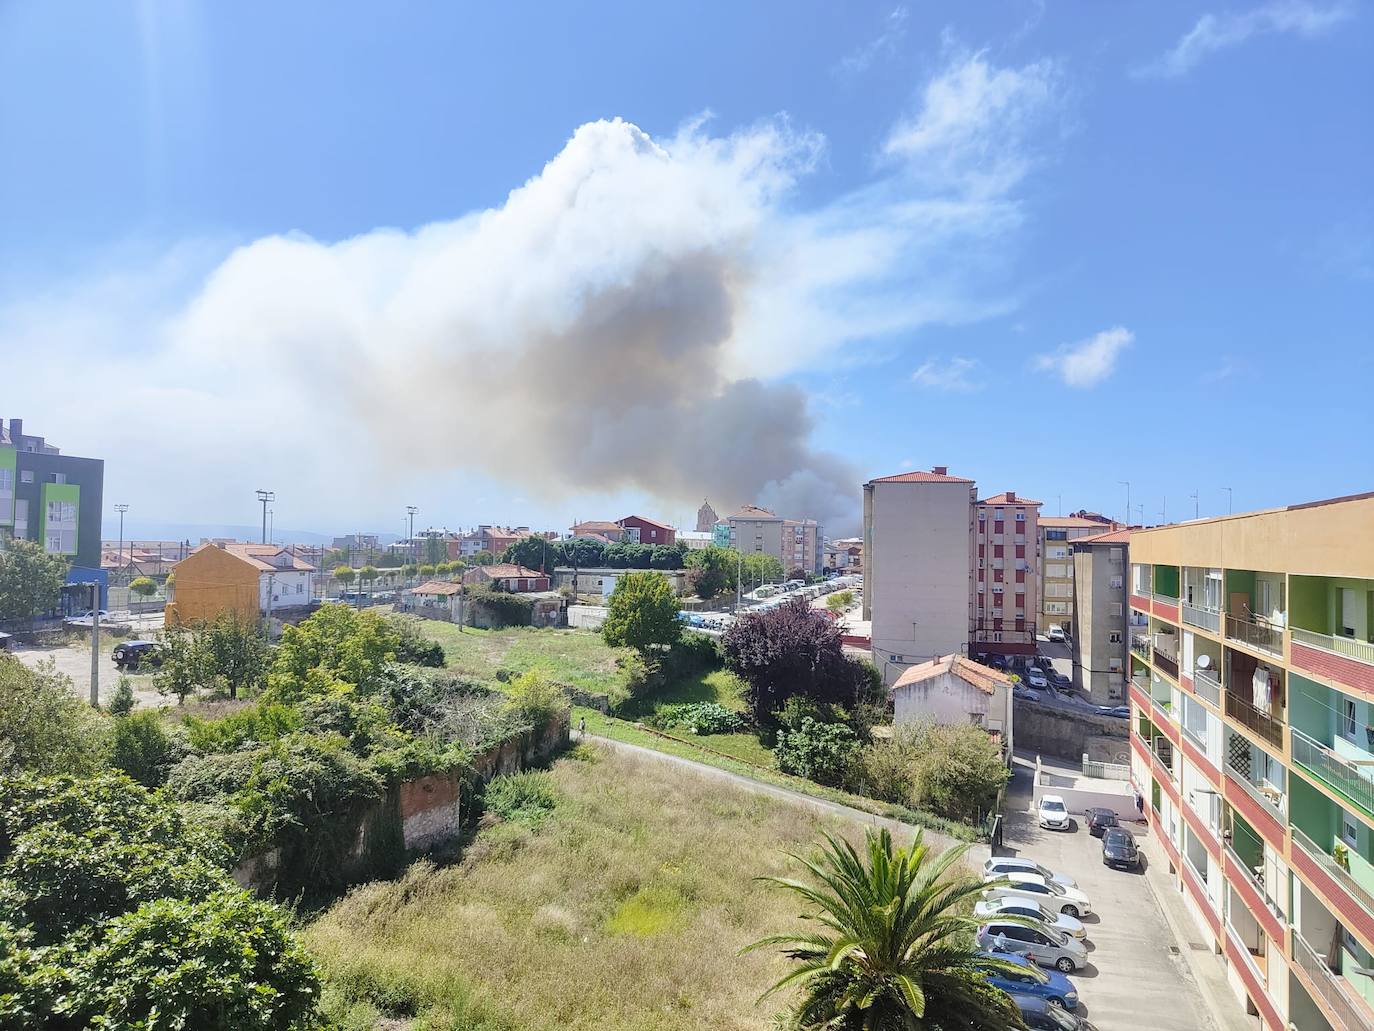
[1293,929,1374,1031]
[1154,648,1180,681]
[1226,613,1285,656]
[1153,737,1176,775]
[1225,840,1286,930]
[1292,826,1374,928]
[1225,758,1287,822]
[1183,601,1222,634]
[1132,634,1152,662]
[1225,690,1285,749]
[1293,626,1374,669]
[1193,667,1222,708]
[1293,728,1374,822]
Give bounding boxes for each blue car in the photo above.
[976,952,1079,1011]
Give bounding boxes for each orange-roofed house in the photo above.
[165,542,316,625]
[888,654,1013,759]
[461,563,551,593]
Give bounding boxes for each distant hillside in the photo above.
[101,521,399,547]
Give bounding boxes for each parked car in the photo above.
[973,897,1086,940]
[982,872,1092,918]
[1047,625,1067,643]
[66,609,111,626]
[988,654,1009,671]
[1102,827,1141,870]
[975,952,1079,1010]
[983,857,1077,889]
[1096,704,1130,719]
[1046,668,1072,688]
[1025,670,1049,689]
[1011,993,1098,1030]
[112,640,163,670]
[976,920,1088,973]
[1037,795,1071,831]
[1014,685,1044,703]
[1083,807,1119,837]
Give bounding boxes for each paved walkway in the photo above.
[587,734,987,860]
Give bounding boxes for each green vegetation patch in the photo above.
[604,881,690,936]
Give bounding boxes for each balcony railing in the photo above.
[1153,737,1175,774]
[1293,626,1374,669]
[1225,761,1287,820]
[1183,602,1222,634]
[1292,826,1374,926]
[1226,613,1285,655]
[1193,667,1222,707]
[1293,929,1374,1031]
[1225,691,1285,749]
[1224,841,1286,926]
[1154,648,1180,681]
[1132,634,1152,661]
[1292,728,1374,821]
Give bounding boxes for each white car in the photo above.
[982,856,1078,889]
[982,871,1092,918]
[1038,794,1071,830]
[1025,670,1049,689]
[1047,625,1067,643]
[973,897,1086,940]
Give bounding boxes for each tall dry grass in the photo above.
[306,745,934,1030]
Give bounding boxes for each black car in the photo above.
[112,640,163,670]
[1012,994,1097,1030]
[1102,827,1140,870]
[1084,807,1118,837]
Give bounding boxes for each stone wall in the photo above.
[1012,700,1127,763]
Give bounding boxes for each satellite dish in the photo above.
[1196,654,1212,670]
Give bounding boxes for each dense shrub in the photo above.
[774,710,860,787]
[855,722,1009,823]
[646,702,745,735]
[109,710,187,787]
[467,584,534,627]
[602,570,680,654]
[503,670,568,733]
[483,771,557,826]
[0,656,110,776]
[107,676,136,716]
[268,605,401,701]
[388,614,446,667]
[183,701,304,753]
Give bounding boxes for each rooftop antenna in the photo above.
[1222,487,1233,515]
[1190,490,1199,519]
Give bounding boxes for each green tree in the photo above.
[128,576,158,600]
[423,535,447,566]
[741,551,783,586]
[109,710,181,787]
[156,622,206,705]
[333,565,356,593]
[201,612,272,699]
[418,563,436,577]
[684,544,736,599]
[0,656,110,775]
[907,722,1010,824]
[502,535,560,572]
[746,828,1026,1031]
[561,537,606,570]
[470,549,496,566]
[825,589,854,614]
[107,676,136,716]
[267,604,399,701]
[0,539,68,623]
[602,571,681,654]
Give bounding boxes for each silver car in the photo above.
[978,920,1088,973]
[973,897,1087,940]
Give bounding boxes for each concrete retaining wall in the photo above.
[1012,701,1127,763]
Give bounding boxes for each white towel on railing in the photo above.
[1253,666,1271,715]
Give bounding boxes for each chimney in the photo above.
[1006,490,1016,502]
[10,418,21,440]
[932,465,948,476]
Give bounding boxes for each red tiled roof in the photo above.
[618,514,673,531]
[194,542,316,572]
[1075,528,1132,544]
[731,505,780,519]
[571,520,623,534]
[869,470,975,484]
[478,564,547,579]
[411,580,461,596]
[890,654,1014,696]
[978,492,1043,506]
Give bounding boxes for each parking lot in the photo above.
[998,758,1219,1031]
[11,627,164,708]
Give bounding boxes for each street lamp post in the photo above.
[114,504,128,574]
[256,490,275,544]
[406,506,418,581]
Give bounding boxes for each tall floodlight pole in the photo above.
[407,506,418,577]
[114,504,128,572]
[256,490,275,544]
[1223,487,1233,515]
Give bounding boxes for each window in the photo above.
[993,544,1004,558]
[0,469,10,490]
[20,470,33,484]
[1341,698,1358,741]
[1108,631,1122,644]
[995,509,1004,520]
[1047,529,1067,541]
[1109,547,1123,564]
[1342,810,1360,847]
[993,521,1005,534]
[45,533,62,552]
[1110,602,1123,616]
[1016,544,1026,559]
[1015,511,1026,522]
[1015,569,1026,584]
[1110,575,1123,589]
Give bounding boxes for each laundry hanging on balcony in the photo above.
[1253,665,1272,716]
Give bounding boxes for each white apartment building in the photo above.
[862,467,976,684]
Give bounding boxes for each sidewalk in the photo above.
[1138,834,1253,1031]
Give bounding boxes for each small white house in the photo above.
[888,654,1014,760]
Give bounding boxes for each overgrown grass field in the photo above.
[418,623,631,694]
[307,745,910,1031]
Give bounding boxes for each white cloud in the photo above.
[1137,1,1352,78]
[835,6,909,76]
[911,355,981,391]
[1,53,1062,532]
[1034,327,1133,388]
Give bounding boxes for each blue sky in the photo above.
[1,1,1370,539]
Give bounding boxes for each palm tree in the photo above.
[745,828,1027,1030]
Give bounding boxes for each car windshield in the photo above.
[1044,880,1066,896]
[1043,800,1066,813]
[1047,1003,1079,1030]
[1105,830,1132,847]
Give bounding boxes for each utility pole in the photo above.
[1118,481,1131,527]
[1223,487,1233,515]
[268,508,274,545]
[256,490,275,544]
[89,583,100,707]
[736,551,742,610]
[1160,497,1167,524]
[114,504,128,575]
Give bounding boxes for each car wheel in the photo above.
[1049,998,1065,1008]
[1056,957,1076,973]
[1061,905,1079,918]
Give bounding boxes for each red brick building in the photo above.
[616,515,676,547]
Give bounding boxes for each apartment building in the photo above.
[1039,515,1118,633]
[862,467,975,684]
[782,518,823,575]
[1126,492,1374,1031]
[1070,528,1131,705]
[971,491,1042,657]
[726,505,783,561]
[0,418,106,610]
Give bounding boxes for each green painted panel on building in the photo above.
[1152,564,1179,599]
[0,446,13,527]
[38,481,81,556]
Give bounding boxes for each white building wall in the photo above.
[891,670,1011,745]
[260,570,312,610]
[868,480,973,682]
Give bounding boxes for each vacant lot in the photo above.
[11,630,162,708]
[419,622,632,695]
[307,744,924,1031]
